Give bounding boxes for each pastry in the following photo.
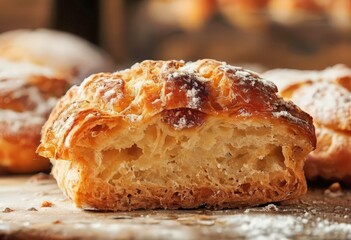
[38,59,316,211]
[325,0,351,29]
[218,0,270,30]
[263,64,351,182]
[0,28,114,84]
[268,0,324,25]
[0,29,115,174]
[146,0,215,30]
[0,59,70,173]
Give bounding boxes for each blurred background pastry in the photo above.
[325,0,351,30]
[0,29,115,84]
[267,0,324,25]
[1,0,350,69]
[263,65,351,183]
[217,0,269,31]
[0,27,114,174]
[146,0,216,31]
[0,59,70,173]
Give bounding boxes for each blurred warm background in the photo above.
[1,0,351,71]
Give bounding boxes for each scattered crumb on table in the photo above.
[27,207,38,211]
[41,201,54,207]
[2,207,14,213]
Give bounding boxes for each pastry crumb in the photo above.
[28,173,51,183]
[27,207,38,211]
[263,204,279,211]
[53,220,61,224]
[41,201,54,207]
[2,207,14,213]
[328,182,342,192]
[324,182,343,197]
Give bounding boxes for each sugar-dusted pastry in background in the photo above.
[38,59,315,211]
[146,0,216,31]
[268,0,325,25]
[263,64,351,183]
[324,0,351,29]
[0,59,70,173]
[218,0,269,30]
[0,28,115,174]
[0,29,115,84]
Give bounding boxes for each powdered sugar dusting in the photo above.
[173,116,188,129]
[125,114,143,123]
[263,64,351,131]
[186,87,201,109]
[238,108,252,117]
[263,64,351,92]
[0,110,45,133]
[219,214,303,239]
[272,110,303,124]
[166,69,208,111]
[0,58,55,81]
[219,63,277,90]
[0,59,63,135]
[291,81,351,130]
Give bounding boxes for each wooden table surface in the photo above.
[0,174,351,240]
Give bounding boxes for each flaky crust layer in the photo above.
[38,59,316,210]
[39,59,315,159]
[263,64,351,182]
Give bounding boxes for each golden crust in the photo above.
[38,59,316,211]
[263,64,351,182]
[39,59,315,159]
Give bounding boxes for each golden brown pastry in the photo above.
[146,0,215,30]
[218,0,270,30]
[263,64,351,182]
[0,29,114,84]
[268,0,324,25]
[0,59,70,173]
[0,29,115,174]
[38,59,316,211]
[325,0,351,29]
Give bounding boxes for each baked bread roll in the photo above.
[0,59,70,173]
[38,59,316,211]
[263,64,351,182]
[0,29,114,84]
